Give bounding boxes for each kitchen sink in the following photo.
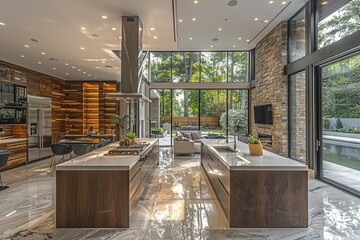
[213,145,236,152]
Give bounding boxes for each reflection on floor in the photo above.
[323,161,360,193]
[0,148,360,239]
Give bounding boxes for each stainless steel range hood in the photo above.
[106,16,151,103]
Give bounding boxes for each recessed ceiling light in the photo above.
[65,63,69,66]
[179,19,183,22]
[102,61,106,64]
[118,36,122,39]
[72,66,76,69]
[20,55,25,58]
[233,45,236,48]
[111,27,117,31]
[66,73,69,75]
[246,39,250,42]
[269,1,274,3]
[78,69,81,71]
[210,45,214,48]
[222,18,228,22]
[41,52,46,55]
[153,36,158,39]
[38,61,42,64]
[321,1,328,5]
[101,15,108,19]
[80,47,85,50]
[194,0,198,3]
[95,66,101,69]
[81,27,86,31]
[254,18,259,21]
[189,37,193,40]
[218,28,222,31]
[83,72,86,74]
[139,27,142,31]
[0,22,5,26]
[238,37,242,40]
[88,74,91,76]
[24,45,29,48]
[52,67,56,70]
[192,18,196,21]
[281,1,287,4]
[264,20,269,23]
[150,27,155,31]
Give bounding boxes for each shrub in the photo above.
[220,109,247,134]
[248,135,261,144]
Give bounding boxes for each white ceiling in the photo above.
[0,0,307,81]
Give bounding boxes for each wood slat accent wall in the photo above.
[64,81,119,135]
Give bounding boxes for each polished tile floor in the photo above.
[0,148,360,239]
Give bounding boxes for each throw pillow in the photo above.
[191,131,201,140]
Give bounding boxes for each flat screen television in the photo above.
[254,104,273,124]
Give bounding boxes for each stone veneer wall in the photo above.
[289,71,306,161]
[150,97,160,128]
[250,22,288,156]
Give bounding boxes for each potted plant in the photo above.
[126,132,137,145]
[248,135,263,156]
[110,114,130,143]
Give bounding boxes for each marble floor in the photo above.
[0,148,360,239]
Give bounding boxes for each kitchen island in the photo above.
[56,138,159,228]
[201,139,308,228]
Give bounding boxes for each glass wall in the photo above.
[150,52,171,82]
[320,53,360,193]
[172,52,200,83]
[288,8,306,62]
[149,51,249,83]
[200,90,227,137]
[227,52,248,82]
[289,71,306,162]
[317,0,360,49]
[201,52,227,82]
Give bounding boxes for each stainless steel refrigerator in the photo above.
[28,95,52,162]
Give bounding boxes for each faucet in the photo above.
[223,127,237,150]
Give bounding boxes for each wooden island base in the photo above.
[56,140,159,228]
[201,144,308,228]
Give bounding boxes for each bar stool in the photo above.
[49,144,73,169]
[72,144,92,156]
[0,150,10,191]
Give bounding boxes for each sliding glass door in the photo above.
[319,53,360,194]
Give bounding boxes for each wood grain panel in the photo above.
[230,170,308,228]
[56,170,130,228]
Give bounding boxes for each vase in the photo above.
[248,144,263,156]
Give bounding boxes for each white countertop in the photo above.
[56,138,158,171]
[0,138,27,145]
[202,139,308,171]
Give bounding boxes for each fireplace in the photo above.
[258,133,272,147]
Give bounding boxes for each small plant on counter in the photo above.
[248,135,263,156]
[248,135,262,144]
[126,132,137,144]
[110,114,130,143]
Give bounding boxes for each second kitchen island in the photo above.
[56,139,159,228]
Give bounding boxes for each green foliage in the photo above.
[126,132,137,140]
[323,118,330,129]
[110,115,130,140]
[248,135,262,144]
[219,109,247,134]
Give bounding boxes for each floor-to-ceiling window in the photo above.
[320,53,360,194]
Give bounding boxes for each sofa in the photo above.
[173,131,202,155]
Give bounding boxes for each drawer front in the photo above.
[130,161,141,181]
[129,169,141,200]
[207,153,218,175]
[214,178,230,220]
[218,161,230,194]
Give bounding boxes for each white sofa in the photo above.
[174,140,195,155]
